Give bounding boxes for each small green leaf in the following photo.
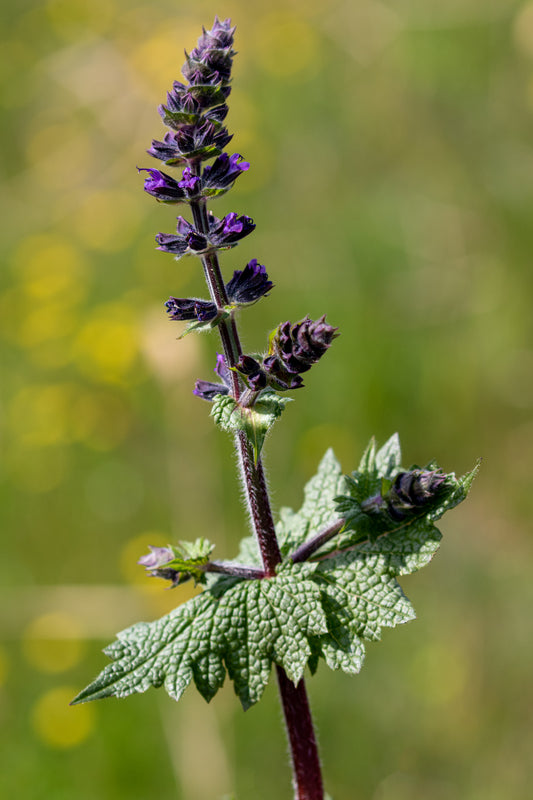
[161,538,215,584]
[178,310,230,339]
[211,392,290,461]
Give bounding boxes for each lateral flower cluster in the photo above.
[140,15,337,413]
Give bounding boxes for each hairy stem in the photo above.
[290,518,345,564]
[205,561,265,579]
[277,667,324,800]
[190,180,323,798]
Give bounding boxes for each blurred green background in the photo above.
[1,0,532,798]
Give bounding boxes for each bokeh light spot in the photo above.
[72,303,140,385]
[8,445,69,494]
[22,613,85,673]
[254,13,320,78]
[513,2,533,59]
[46,0,115,40]
[74,190,143,252]
[32,686,95,748]
[9,383,77,447]
[120,531,170,589]
[12,235,88,303]
[129,23,200,95]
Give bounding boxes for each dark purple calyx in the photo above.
[386,469,448,521]
[202,152,249,194]
[194,353,232,401]
[165,297,218,322]
[226,259,273,304]
[262,315,339,390]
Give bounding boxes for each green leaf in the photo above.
[159,538,215,585]
[319,433,478,556]
[72,563,327,711]
[75,435,477,709]
[276,448,345,556]
[211,392,291,462]
[178,310,229,338]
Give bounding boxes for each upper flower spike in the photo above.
[145,17,237,167]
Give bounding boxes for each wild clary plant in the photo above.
[73,18,477,800]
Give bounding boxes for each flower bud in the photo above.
[226,259,273,304]
[165,297,217,322]
[138,546,186,586]
[386,469,448,521]
[262,316,338,390]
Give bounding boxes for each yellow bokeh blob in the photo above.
[69,389,132,451]
[120,531,170,590]
[12,234,88,303]
[72,302,140,385]
[32,687,95,748]
[22,613,85,673]
[9,383,76,447]
[25,123,93,191]
[8,445,69,494]
[74,190,143,252]
[46,0,115,40]
[129,22,200,95]
[514,1,533,59]
[254,13,320,78]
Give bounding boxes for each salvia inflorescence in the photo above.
[74,17,477,800]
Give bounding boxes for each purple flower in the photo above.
[138,546,182,585]
[226,259,273,304]
[193,353,232,401]
[202,153,250,193]
[165,297,217,322]
[156,217,208,257]
[178,167,200,191]
[262,316,339,390]
[235,355,267,391]
[210,212,255,247]
[138,168,186,202]
[156,212,255,259]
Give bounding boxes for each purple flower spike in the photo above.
[226,259,273,304]
[165,297,217,322]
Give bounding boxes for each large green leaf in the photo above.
[74,435,477,709]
